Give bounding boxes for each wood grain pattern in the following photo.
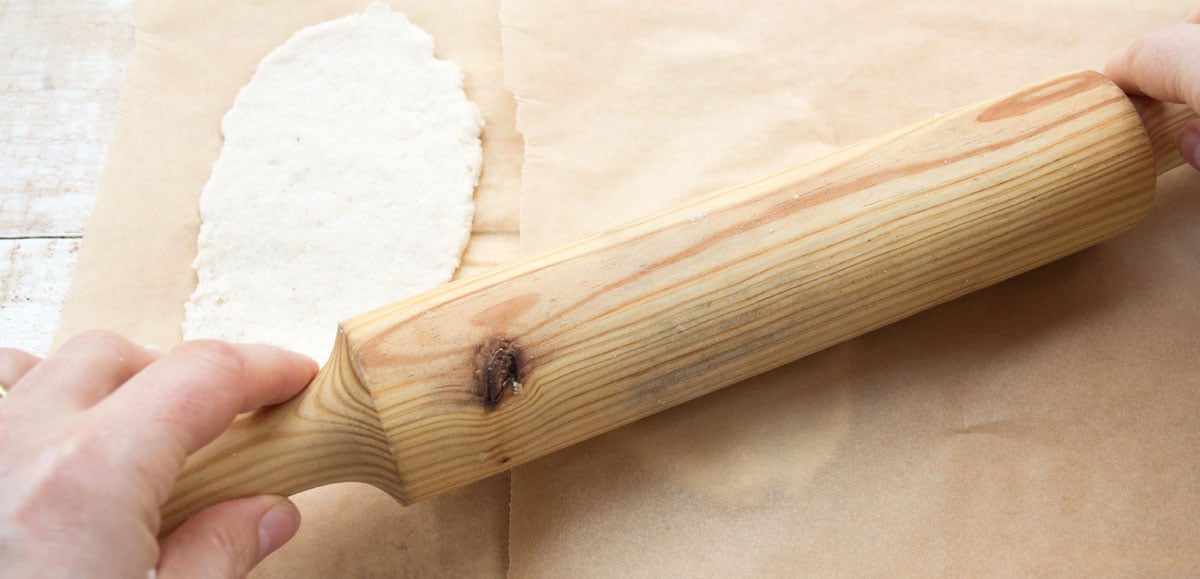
[165,71,1166,523]
[160,330,402,532]
[347,71,1158,501]
[1131,97,1197,176]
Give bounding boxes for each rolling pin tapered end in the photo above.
[159,329,402,536]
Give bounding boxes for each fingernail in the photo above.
[257,497,301,561]
[1179,122,1200,171]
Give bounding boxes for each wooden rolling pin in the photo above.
[161,70,1196,532]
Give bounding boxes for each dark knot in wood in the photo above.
[475,338,522,410]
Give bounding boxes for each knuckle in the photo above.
[174,340,249,383]
[1125,35,1150,61]
[204,517,259,577]
[68,329,133,353]
[66,330,143,362]
[1123,33,1170,79]
[0,347,36,368]
[11,424,118,525]
[0,346,30,360]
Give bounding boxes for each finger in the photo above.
[1178,118,1200,171]
[1188,7,1200,23]
[96,340,317,466]
[1104,23,1200,112]
[157,495,300,579]
[8,330,159,411]
[0,348,40,391]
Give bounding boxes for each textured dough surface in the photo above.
[182,3,482,361]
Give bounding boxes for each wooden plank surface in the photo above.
[0,0,133,355]
[0,239,79,352]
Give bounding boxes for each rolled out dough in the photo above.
[182,2,482,361]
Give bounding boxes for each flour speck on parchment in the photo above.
[182,3,482,361]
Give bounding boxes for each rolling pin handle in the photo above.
[159,331,402,536]
[1128,95,1198,176]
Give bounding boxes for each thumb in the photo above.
[157,495,300,579]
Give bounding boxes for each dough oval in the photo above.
[183,3,483,361]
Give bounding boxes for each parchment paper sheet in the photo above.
[502,1,1200,575]
[54,0,519,576]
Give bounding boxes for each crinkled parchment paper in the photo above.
[501,0,1200,575]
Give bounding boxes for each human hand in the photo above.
[1106,7,1200,171]
[0,331,318,578]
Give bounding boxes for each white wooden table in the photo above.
[1,0,133,355]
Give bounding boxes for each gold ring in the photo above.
[0,382,7,400]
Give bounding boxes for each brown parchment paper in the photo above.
[55,0,519,576]
[503,1,1200,576]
